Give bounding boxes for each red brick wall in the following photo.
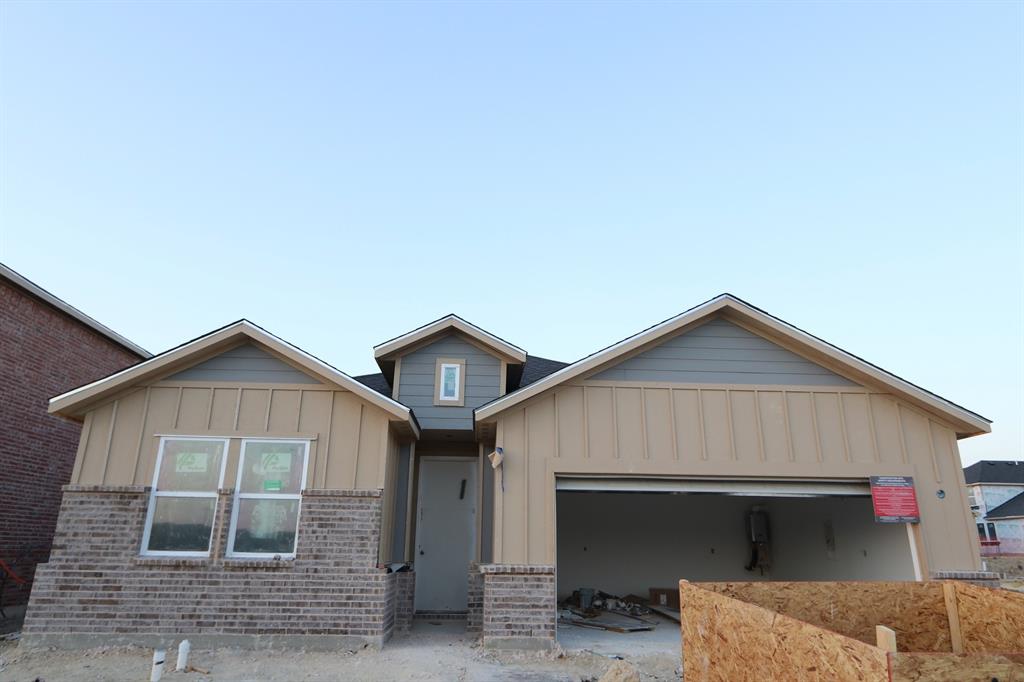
[0,280,143,607]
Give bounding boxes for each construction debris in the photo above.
[559,589,657,633]
[598,660,641,682]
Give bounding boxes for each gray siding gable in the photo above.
[397,334,501,431]
[591,318,858,386]
[166,342,322,384]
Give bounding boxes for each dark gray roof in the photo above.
[354,356,570,407]
[520,355,570,388]
[986,491,1024,520]
[353,372,392,397]
[963,461,1024,485]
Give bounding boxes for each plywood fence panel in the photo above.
[695,581,952,652]
[889,653,1024,681]
[680,581,889,682]
[955,583,1024,653]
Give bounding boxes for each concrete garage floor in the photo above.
[557,613,681,660]
[0,619,681,681]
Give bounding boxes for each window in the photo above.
[141,437,228,556]
[434,358,466,406]
[227,439,310,558]
[987,522,998,541]
[977,523,986,539]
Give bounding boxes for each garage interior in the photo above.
[555,478,918,601]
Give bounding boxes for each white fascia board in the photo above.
[373,314,527,362]
[475,294,991,435]
[49,320,419,436]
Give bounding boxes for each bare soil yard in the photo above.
[0,620,681,682]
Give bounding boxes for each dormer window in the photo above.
[435,358,466,406]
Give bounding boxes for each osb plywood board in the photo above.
[680,582,888,682]
[694,581,951,652]
[890,652,1024,681]
[955,583,1024,654]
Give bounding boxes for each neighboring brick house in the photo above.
[964,460,1024,556]
[23,295,992,650]
[0,264,148,609]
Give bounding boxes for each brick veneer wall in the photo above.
[0,279,143,607]
[23,486,399,649]
[478,564,556,649]
[467,563,483,636]
[395,571,415,632]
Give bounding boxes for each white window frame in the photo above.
[439,363,461,402]
[140,436,229,558]
[226,438,310,560]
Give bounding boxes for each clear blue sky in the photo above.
[1,1,1020,465]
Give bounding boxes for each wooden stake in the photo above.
[943,581,964,654]
[875,625,897,653]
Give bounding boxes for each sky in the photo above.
[0,1,1020,466]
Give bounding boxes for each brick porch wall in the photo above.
[478,564,556,649]
[23,486,398,649]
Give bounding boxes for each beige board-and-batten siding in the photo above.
[488,380,981,573]
[68,380,404,562]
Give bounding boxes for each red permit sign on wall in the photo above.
[870,476,921,523]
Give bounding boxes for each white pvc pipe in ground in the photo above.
[176,640,191,672]
[150,649,166,682]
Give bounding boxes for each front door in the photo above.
[414,457,477,612]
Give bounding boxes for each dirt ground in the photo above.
[0,620,682,682]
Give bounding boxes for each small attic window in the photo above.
[434,358,466,407]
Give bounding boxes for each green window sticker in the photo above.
[175,452,209,474]
[263,479,283,492]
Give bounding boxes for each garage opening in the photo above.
[555,478,918,601]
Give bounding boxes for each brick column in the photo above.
[394,570,415,632]
[467,563,483,636]
[479,564,556,649]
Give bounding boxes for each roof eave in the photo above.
[48,320,420,437]
[474,294,992,436]
[373,314,527,363]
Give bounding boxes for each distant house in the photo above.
[0,264,148,610]
[964,460,1024,556]
[21,294,992,650]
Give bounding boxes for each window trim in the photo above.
[434,357,466,407]
[226,438,310,560]
[140,436,230,558]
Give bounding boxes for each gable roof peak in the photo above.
[474,294,991,438]
[48,318,419,437]
[374,313,527,363]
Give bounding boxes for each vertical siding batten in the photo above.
[753,390,766,462]
[264,388,274,431]
[294,389,303,432]
[71,412,93,484]
[611,386,619,459]
[696,388,708,461]
[866,393,881,463]
[232,388,242,431]
[809,393,823,463]
[352,403,364,489]
[99,400,119,484]
[782,390,794,462]
[172,387,183,429]
[130,387,152,485]
[668,389,679,460]
[725,389,736,461]
[582,386,590,459]
[524,409,529,564]
[895,403,909,464]
[838,392,851,463]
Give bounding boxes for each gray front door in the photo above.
[414,457,477,612]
